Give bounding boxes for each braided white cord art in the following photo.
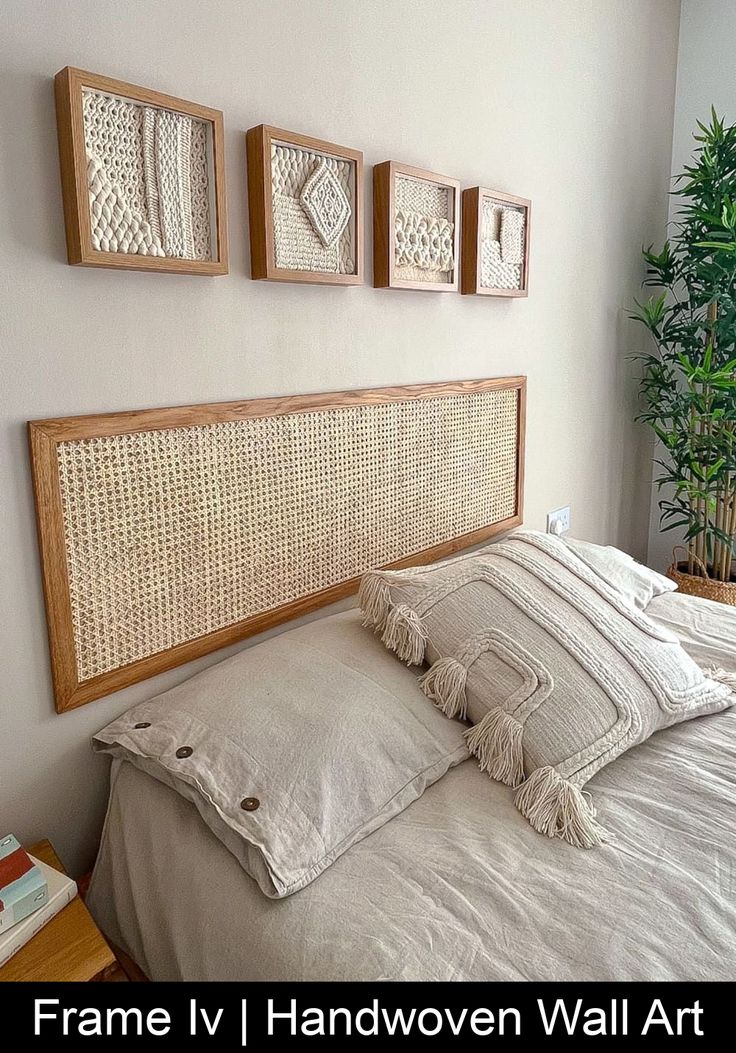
[82,89,212,261]
[86,153,164,256]
[394,176,454,283]
[300,160,351,248]
[271,144,355,273]
[395,212,454,272]
[480,197,525,290]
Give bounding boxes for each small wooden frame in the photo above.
[373,161,460,292]
[462,187,530,296]
[29,378,525,713]
[54,66,228,275]
[246,125,364,285]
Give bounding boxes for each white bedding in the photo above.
[647,591,736,671]
[87,593,736,981]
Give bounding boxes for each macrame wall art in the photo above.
[55,67,228,275]
[373,161,460,291]
[247,125,364,285]
[461,187,530,296]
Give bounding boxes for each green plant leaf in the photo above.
[631,107,736,581]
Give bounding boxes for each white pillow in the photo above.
[561,535,676,610]
[93,611,468,897]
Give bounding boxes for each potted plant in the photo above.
[631,108,736,604]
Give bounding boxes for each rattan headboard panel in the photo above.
[29,377,525,711]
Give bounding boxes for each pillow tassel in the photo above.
[358,573,392,631]
[514,765,609,849]
[419,658,468,719]
[465,707,525,786]
[705,666,736,692]
[381,603,428,665]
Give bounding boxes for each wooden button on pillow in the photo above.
[93,610,468,897]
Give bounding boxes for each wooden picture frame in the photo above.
[373,161,460,292]
[54,66,228,275]
[29,377,525,713]
[461,187,530,297]
[246,125,364,286]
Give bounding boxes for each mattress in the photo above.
[87,592,736,981]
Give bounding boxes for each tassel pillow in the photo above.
[359,531,735,848]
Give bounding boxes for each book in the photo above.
[0,835,48,931]
[0,855,77,967]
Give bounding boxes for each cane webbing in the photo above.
[50,385,521,684]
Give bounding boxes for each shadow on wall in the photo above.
[0,71,69,263]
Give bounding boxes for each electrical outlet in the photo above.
[547,505,571,536]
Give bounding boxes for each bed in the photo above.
[87,591,736,982]
[28,378,735,981]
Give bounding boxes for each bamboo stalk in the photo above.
[726,486,736,582]
[716,485,726,581]
[726,422,736,582]
[688,476,696,574]
[689,401,699,575]
[727,421,736,581]
[716,468,731,580]
[697,407,707,574]
[702,302,718,577]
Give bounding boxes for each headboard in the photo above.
[29,377,526,712]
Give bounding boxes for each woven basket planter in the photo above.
[666,548,736,606]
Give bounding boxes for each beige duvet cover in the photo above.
[87,593,736,981]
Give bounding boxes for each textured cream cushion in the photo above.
[359,531,734,848]
[93,611,468,898]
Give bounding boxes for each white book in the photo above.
[0,856,77,967]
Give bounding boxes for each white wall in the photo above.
[0,0,679,875]
[647,0,736,572]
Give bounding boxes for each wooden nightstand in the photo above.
[0,839,126,982]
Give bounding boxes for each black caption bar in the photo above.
[3,982,729,1047]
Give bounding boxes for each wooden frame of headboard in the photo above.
[29,377,526,713]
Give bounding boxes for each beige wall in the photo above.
[647,0,736,573]
[0,0,680,875]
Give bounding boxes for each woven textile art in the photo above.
[395,212,454,272]
[394,176,454,283]
[271,144,354,272]
[82,89,212,260]
[300,160,351,248]
[481,198,524,289]
[87,154,164,256]
[54,388,519,682]
[359,531,735,848]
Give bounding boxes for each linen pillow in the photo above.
[562,535,676,610]
[93,610,469,898]
[359,531,734,848]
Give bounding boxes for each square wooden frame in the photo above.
[54,66,229,275]
[246,125,364,286]
[461,187,531,297]
[373,161,460,292]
